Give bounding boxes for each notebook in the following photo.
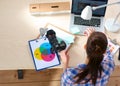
[69,0,108,35]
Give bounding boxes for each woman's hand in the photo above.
[59,50,69,64]
[84,27,95,37]
[59,49,70,70]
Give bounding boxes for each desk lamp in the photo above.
[81,1,120,32]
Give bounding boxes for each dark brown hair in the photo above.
[74,32,108,85]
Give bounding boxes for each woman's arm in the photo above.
[59,48,70,71]
[84,27,95,37]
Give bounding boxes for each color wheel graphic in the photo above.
[34,43,55,62]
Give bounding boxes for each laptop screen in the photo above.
[71,0,108,17]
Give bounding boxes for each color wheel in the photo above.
[34,43,55,62]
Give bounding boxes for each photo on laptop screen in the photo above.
[70,0,108,35]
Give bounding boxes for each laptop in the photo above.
[69,0,108,35]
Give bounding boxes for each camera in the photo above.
[46,29,66,53]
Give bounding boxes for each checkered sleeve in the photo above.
[61,67,79,85]
[102,51,115,76]
[61,64,87,86]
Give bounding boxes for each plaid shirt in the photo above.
[61,51,115,86]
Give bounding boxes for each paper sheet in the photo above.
[46,24,75,44]
[28,38,61,71]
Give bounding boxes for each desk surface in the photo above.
[0,0,120,70]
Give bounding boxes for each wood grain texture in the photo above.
[107,77,120,86]
[0,81,60,86]
[0,69,63,84]
[0,66,120,86]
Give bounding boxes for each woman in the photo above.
[60,28,115,86]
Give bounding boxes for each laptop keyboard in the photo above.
[74,16,101,27]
